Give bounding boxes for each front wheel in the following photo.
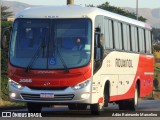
[90,103,103,115]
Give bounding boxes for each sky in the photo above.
[5,0,160,8]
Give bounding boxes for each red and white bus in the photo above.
[8,5,154,114]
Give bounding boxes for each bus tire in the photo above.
[90,103,103,115]
[90,82,109,115]
[128,85,138,110]
[118,85,139,110]
[27,103,42,113]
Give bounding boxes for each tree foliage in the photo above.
[152,28,160,51]
[1,21,13,101]
[153,28,160,41]
[154,44,160,51]
[1,5,13,20]
[1,21,13,73]
[88,2,146,22]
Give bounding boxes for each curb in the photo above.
[0,106,26,111]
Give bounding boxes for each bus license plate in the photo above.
[40,93,54,99]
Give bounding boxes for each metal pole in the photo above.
[136,0,138,20]
[67,0,74,5]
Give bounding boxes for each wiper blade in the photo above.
[56,47,69,73]
[25,29,48,72]
[25,44,42,72]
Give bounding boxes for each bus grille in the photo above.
[21,93,74,101]
[28,87,68,90]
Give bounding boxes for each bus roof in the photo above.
[15,5,152,30]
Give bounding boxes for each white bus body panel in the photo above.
[91,51,139,103]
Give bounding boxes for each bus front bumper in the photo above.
[8,79,92,104]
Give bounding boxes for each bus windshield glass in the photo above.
[10,19,92,70]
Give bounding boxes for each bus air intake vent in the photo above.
[21,93,74,101]
[28,87,68,90]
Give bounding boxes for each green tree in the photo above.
[88,2,147,22]
[153,28,160,41]
[1,21,13,101]
[153,44,160,51]
[1,5,13,20]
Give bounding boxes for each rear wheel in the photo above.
[27,103,42,113]
[129,85,138,110]
[118,85,139,110]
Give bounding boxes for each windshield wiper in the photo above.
[25,29,48,72]
[56,47,69,73]
[25,41,43,72]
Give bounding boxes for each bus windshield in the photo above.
[10,19,92,70]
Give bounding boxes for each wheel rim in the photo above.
[134,88,138,107]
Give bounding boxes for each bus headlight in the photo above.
[9,79,24,90]
[71,80,90,90]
